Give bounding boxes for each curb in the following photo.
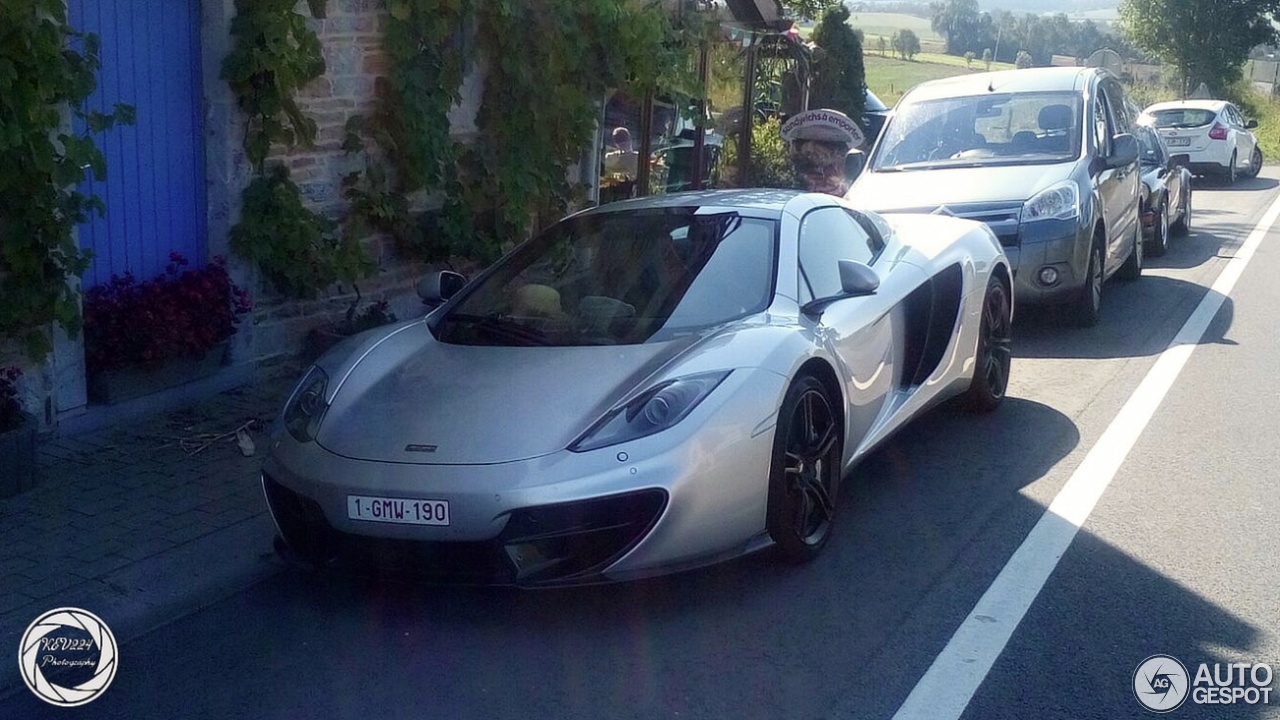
[0,514,281,701]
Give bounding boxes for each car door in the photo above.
[1093,80,1139,274]
[796,207,899,450]
[1227,104,1256,171]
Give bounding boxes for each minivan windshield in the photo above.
[872,91,1083,171]
[434,209,778,347]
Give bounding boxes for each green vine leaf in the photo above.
[0,1,133,360]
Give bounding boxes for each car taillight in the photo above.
[1208,122,1228,140]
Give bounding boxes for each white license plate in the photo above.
[347,495,450,526]
[1166,137,1191,146]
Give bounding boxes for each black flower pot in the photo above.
[0,413,37,498]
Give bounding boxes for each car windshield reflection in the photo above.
[435,209,778,347]
[873,91,1083,171]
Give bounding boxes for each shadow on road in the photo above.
[1014,276,1235,360]
[14,391,1268,720]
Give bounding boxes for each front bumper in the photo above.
[261,368,785,586]
[1009,218,1088,305]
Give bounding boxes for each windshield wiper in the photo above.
[445,313,551,346]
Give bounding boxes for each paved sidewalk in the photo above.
[0,366,303,698]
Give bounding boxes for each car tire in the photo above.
[766,375,842,563]
[1072,241,1104,327]
[1118,224,1142,281]
[1147,199,1169,257]
[1171,185,1191,236]
[962,276,1012,413]
[1226,151,1238,184]
[1247,146,1263,179]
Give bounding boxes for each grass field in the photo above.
[864,53,1017,105]
[846,12,941,42]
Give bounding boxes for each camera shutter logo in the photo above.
[18,607,118,707]
[1134,654,1190,713]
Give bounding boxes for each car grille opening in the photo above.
[498,490,668,585]
[262,474,666,586]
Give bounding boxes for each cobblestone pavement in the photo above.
[0,366,303,696]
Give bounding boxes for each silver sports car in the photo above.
[262,190,1012,586]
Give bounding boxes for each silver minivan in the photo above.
[846,67,1141,326]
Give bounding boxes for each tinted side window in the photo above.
[1102,82,1131,134]
[1092,93,1110,156]
[798,208,878,300]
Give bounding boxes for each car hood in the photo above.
[846,162,1076,212]
[315,322,705,465]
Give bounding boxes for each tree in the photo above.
[1014,49,1034,68]
[982,47,992,69]
[930,0,984,56]
[964,50,975,67]
[892,29,921,60]
[810,6,867,119]
[779,0,840,22]
[877,36,888,57]
[1120,0,1279,95]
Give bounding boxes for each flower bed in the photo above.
[84,253,251,375]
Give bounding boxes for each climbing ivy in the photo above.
[230,166,372,300]
[222,0,373,299]
[429,0,707,262]
[0,0,134,359]
[379,0,472,194]
[221,0,326,170]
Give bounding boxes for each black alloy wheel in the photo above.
[767,376,842,562]
[963,277,1013,412]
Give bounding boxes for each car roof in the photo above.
[579,188,813,218]
[1143,99,1229,113]
[899,66,1102,103]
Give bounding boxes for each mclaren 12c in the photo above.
[262,189,1013,586]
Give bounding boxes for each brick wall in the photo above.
[246,0,469,364]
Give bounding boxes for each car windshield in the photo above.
[1147,108,1216,128]
[871,91,1082,171]
[434,209,777,347]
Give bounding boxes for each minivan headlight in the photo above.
[1022,181,1080,222]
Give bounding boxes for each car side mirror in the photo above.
[844,148,866,182]
[418,270,467,306]
[800,260,879,316]
[1170,153,1191,168]
[1106,133,1139,168]
[839,259,880,296]
[1247,119,1259,129]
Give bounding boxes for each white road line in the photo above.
[891,192,1280,720]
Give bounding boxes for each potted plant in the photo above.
[83,253,252,404]
[303,287,398,361]
[0,366,36,498]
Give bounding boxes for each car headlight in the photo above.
[570,371,730,452]
[283,366,330,443]
[1022,181,1080,222]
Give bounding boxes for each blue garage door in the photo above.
[69,0,206,288]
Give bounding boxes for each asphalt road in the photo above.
[9,171,1280,720]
